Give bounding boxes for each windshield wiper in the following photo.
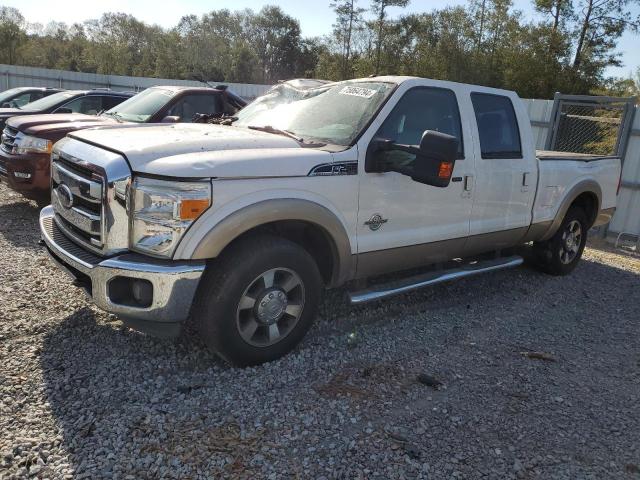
[193,113,237,125]
[102,111,123,122]
[247,125,305,143]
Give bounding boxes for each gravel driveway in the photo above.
[1,182,639,480]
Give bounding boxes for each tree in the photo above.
[571,0,640,75]
[0,7,26,64]
[370,0,409,74]
[248,6,304,83]
[535,0,574,32]
[331,0,366,78]
[0,2,636,99]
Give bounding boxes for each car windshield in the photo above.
[20,92,76,111]
[0,88,26,104]
[234,81,395,146]
[104,88,176,123]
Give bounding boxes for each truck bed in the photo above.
[536,150,619,162]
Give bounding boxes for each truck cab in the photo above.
[39,76,620,366]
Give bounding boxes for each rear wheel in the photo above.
[532,206,588,276]
[192,234,322,366]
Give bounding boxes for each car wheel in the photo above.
[192,234,322,366]
[532,206,588,276]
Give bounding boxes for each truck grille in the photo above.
[51,154,105,253]
[1,126,19,154]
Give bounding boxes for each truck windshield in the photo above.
[234,81,395,146]
[20,92,76,111]
[104,88,176,123]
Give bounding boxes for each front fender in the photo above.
[174,196,356,286]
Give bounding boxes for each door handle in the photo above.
[462,175,474,198]
[464,175,474,191]
[522,172,531,192]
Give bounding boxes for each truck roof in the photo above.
[352,75,518,97]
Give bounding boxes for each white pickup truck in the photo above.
[40,76,621,365]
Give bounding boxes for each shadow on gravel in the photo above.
[0,199,42,249]
[39,306,226,477]
[37,256,640,478]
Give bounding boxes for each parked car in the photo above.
[0,87,63,109]
[0,89,133,132]
[39,76,621,366]
[0,85,246,203]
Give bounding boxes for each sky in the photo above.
[3,0,639,79]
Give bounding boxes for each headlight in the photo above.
[130,176,211,258]
[14,134,53,154]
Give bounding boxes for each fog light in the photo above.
[108,277,153,308]
[13,171,31,179]
[132,279,153,306]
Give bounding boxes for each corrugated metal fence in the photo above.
[0,64,272,100]
[524,98,639,240]
[0,64,637,239]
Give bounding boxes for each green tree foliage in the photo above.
[370,0,410,74]
[331,0,366,79]
[0,1,637,99]
[0,7,26,64]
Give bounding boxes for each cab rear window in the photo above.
[471,93,522,159]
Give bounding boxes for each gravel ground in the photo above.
[1,182,639,480]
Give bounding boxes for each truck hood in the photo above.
[8,114,117,136]
[68,123,336,178]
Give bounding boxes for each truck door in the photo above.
[466,92,538,251]
[356,85,476,277]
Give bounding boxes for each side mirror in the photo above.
[55,107,73,114]
[366,130,459,187]
[1,102,10,108]
[161,115,180,123]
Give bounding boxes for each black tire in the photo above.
[192,234,322,366]
[532,206,588,276]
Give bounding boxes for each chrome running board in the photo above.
[348,255,524,304]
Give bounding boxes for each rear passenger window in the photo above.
[471,93,522,159]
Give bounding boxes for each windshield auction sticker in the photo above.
[338,86,377,98]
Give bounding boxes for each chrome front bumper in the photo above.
[39,206,205,337]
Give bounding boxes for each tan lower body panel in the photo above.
[592,207,616,227]
[355,227,529,279]
[355,237,467,279]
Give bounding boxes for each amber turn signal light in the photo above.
[438,162,453,179]
[179,198,210,220]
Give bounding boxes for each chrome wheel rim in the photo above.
[560,220,582,264]
[236,268,305,347]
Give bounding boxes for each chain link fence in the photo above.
[554,104,622,155]
[546,94,636,158]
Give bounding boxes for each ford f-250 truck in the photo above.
[39,76,621,366]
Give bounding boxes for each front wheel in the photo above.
[192,234,322,366]
[532,206,588,276]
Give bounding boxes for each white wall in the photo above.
[0,64,272,100]
[610,111,640,238]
